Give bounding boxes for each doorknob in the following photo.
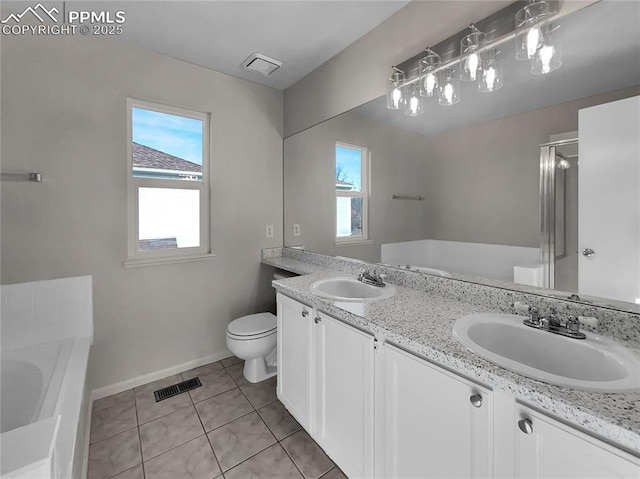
[582,248,596,257]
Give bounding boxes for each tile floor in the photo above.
[87,357,347,479]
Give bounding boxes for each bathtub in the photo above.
[1,337,91,479]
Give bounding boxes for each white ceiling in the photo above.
[70,0,410,90]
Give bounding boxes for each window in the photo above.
[126,99,211,266]
[335,142,369,243]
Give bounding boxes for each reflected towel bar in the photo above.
[392,194,425,201]
[1,172,42,182]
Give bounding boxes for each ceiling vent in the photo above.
[242,53,282,77]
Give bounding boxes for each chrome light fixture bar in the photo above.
[386,0,562,113]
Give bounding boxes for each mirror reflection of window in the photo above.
[335,143,368,242]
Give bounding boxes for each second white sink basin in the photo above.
[453,313,640,392]
[310,277,396,302]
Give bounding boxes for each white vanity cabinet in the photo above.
[513,404,640,478]
[314,311,375,479]
[276,293,640,479]
[276,293,375,478]
[382,343,492,479]
[276,293,314,431]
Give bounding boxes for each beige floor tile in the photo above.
[139,405,204,461]
[207,411,276,471]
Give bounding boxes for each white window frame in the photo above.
[335,141,370,245]
[125,98,213,268]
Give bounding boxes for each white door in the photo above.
[578,95,640,303]
[276,293,313,432]
[383,344,492,479]
[514,404,640,478]
[315,311,375,479]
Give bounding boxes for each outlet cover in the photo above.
[293,224,301,237]
[266,225,274,238]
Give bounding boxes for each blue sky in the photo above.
[132,108,203,165]
[336,144,362,191]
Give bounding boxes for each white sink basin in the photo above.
[453,313,640,392]
[310,277,396,302]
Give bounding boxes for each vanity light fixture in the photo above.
[419,49,440,97]
[385,0,563,115]
[460,25,486,82]
[478,48,504,92]
[387,67,406,110]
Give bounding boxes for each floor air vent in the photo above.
[154,377,202,402]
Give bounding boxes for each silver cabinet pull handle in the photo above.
[301,310,308,317]
[582,248,596,257]
[469,394,482,408]
[314,316,321,324]
[518,418,533,434]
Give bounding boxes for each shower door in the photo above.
[540,139,579,291]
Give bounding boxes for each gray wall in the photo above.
[284,86,640,261]
[1,33,283,390]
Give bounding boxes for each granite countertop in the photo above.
[264,256,640,456]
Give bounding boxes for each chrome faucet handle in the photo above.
[566,315,580,333]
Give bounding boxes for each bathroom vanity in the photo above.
[266,250,640,479]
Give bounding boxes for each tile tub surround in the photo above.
[87,356,345,479]
[265,251,640,455]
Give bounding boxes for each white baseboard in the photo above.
[89,349,233,403]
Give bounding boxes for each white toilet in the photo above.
[226,312,277,383]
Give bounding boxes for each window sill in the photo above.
[334,239,374,247]
[124,253,216,269]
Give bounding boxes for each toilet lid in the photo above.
[228,313,276,336]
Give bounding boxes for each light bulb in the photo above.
[424,72,437,96]
[466,52,480,81]
[538,44,555,74]
[483,67,497,91]
[391,87,403,108]
[405,83,423,116]
[526,25,541,59]
[444,83,454,104]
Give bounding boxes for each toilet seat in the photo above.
[227,313,276,339]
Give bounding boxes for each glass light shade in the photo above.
[478,49,504,92]
[515,1,550,61]
[404,83,424,117]
[438,68,460,106]
[460,30,486,82]
[387,69,406,110]
[419,50,440,97]
[531,26,562,74]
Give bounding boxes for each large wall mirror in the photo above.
[284,0,640,312]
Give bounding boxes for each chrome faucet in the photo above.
[523,306,586,339]
[358,269,387,287]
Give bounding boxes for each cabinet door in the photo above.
[315,311,375,479]
[383,344,492,479]
[515,404,640,478]
[276,293,313,432]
